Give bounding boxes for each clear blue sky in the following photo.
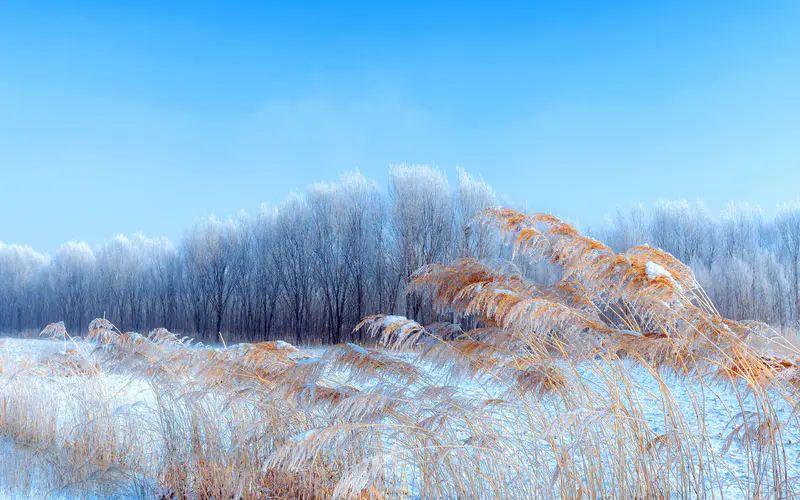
[1,1,799,253]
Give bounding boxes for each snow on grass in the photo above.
[346,342,369,355]
[645,260,672,280]
[0,338,797,499]
[274,339,297,350]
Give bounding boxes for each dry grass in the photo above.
[0,208,799,498]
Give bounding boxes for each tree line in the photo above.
[2,166,800,342]
[0,166,502,343]
[597,200,800,327]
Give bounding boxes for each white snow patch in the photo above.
[347,342,369,355]
[645,261,671,280]
[274,340,296,350]
[381,315,407,327]
[295,357,324,366]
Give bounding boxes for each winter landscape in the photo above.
[3,2,800,499]
[2,189,800,499]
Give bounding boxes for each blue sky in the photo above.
[1,1,799,252]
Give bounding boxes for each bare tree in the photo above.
[776,203,800,324]
[3,168,800,340]
[274,195,314,343]
[50,242,95,332]
[389,165,453,322]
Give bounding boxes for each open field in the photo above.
[0,332,798,499]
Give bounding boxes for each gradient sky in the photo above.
[1,1,799,253]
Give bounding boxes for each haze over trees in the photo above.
[1,166,800,342]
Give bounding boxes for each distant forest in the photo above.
[2,165,800,343]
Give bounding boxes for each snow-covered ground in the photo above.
[0,338,797,499]
[0,339,159,499]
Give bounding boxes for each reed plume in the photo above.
[0,208,798,498]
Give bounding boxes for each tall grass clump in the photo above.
[269,208,800,498]
[0,208,797,498]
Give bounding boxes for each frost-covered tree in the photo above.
[309,177,355,344]
[454,167,498,260]
[389,165,454,322]
[50,242,96,332]
[0,243,48,332]
[776,203,800,323]
[3,167,800,340]
[252,205,282,339]
[275,195,314,342]
[181,217,242,338]
[650,200,713,264]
